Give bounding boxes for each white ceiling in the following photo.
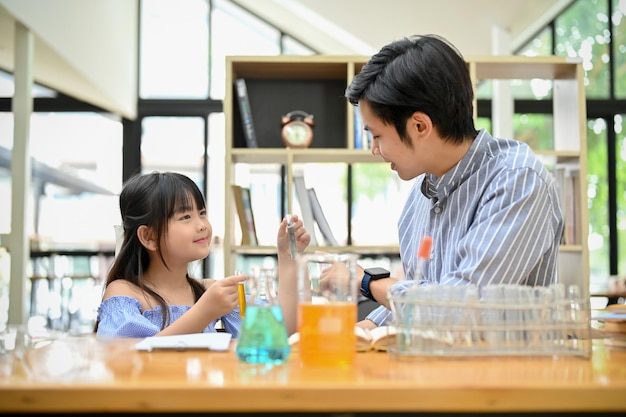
[0,0,574,119]
[232,0,574,56]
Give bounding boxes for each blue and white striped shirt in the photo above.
[366,129,564,326]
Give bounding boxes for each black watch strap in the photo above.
[360,267,390,302]
[360,273,376,301]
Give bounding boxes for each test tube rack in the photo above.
[387,283,591,359]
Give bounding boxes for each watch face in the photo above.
[364,267,390,279]
[284,121,310,147]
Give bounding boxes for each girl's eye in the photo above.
[200,209,207,217]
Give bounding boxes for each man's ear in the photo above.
[410,111,433,136]
[137,225,157,251]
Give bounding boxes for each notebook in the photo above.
[135,332,232,352]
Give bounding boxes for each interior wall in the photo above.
[0,0,138,119]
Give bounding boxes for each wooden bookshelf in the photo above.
[223,55,588,296]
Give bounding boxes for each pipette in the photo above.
[287,214,297,259]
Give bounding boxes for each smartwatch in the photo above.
[360,267,390,302]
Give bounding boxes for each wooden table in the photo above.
[1,336,625,414]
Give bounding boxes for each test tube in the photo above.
[286,214,297,260]
[481,284,504,348]
[235,270,246,318]
[238,283,246,318]
[462,284,480,346]
[503,284,522,346]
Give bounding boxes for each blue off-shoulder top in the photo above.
[96,295,243,338]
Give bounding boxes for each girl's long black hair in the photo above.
[94,172,207,332]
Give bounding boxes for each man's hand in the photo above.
[319,259,364,291]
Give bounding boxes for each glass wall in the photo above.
[617,114,626,274]
[0,112,123,241]
[0,101,122,331]
[139,0,210,99]
[586,118,610,289]
[512,0,626,292]
[1,0,624,314]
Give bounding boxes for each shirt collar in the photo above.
[420,129,491,201]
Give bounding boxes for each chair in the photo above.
[358,297,380,321]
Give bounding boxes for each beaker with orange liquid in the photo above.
[297,253,358,367]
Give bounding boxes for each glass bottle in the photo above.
[235,266,291,364]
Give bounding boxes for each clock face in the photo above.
[283,121,312,147]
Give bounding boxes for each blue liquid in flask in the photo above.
[235,304,291,364]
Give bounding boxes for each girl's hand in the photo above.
[277,214,311,255]
[201,274,246,317]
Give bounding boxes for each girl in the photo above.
[95,171,309,338]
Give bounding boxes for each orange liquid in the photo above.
[237,283,246,318]
[298,302,357,367]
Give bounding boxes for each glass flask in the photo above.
[235,266,291,364]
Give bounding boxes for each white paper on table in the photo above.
[134,332,232,352]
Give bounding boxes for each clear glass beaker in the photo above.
[235,266,290,365]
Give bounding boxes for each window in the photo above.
[0,112,122,242]
[136,0,311,278]
[2,0,623,301]
[586,117,610,291]
[139,0,210,99]
[616,114,626,274]
[614,0,626,98]
[209,0,281,99]
[513,0,626,289]
[555,0,610,99]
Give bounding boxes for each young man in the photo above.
[321,34,564,329]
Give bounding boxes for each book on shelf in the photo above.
[293,172,318,246]
[307,187,338,246]
[354,109,363,150]
[234,78,258,148]
[231,184,258,246]
[552,162,580,245]
[288,325,397,352]
[353,110,371,150]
